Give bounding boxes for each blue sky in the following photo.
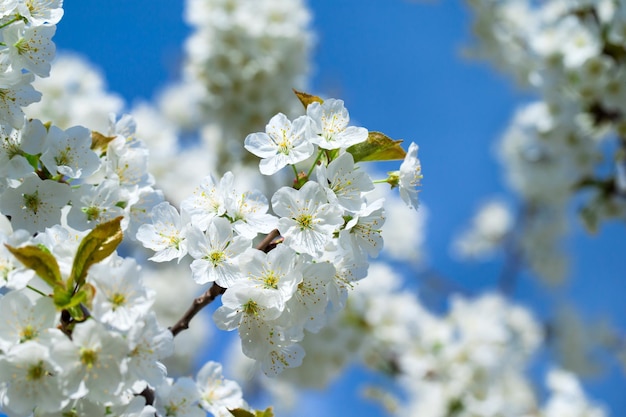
[52,1,625,415]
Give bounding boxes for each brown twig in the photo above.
[168,229,282,337]
[169,283,226,337]
[256,228,281,253]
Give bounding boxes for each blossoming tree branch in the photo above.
[0,2,422,416]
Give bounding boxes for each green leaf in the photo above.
[229,408,274,417]
[229,409,255,417]
[255,408,274,417]
[293,88,323,109]
[5,244,62,288]
[347,131,406,162]
[69,216,123,287]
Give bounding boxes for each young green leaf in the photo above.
[70,216,123,287]
[5,244,63,288]
[347,131,406,162]
[229,408,274,417]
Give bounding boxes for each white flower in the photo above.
[0,341,70,415]
[155,377,203,417]
[59,320,129,404]
[0,66,41,129]
[136,202,189,262]
[126,313,174,389]
[272,181,343,256]
[186,217,251,287]
[228,189,278,239]
[104,135,153,189]
[0,118,46,180]
[89,257,155,331]
[282,259,335,335]
[260,339,305,377]
[126,186,165,239]
[3,21,56,77]
[321,248,368,310]
[66,180,127,231]
[213,283,283,332]
[180,173,227,231]
[0,176,71,234]
[40,125,101,179]
[196,361,244,417]
[398,142,422,210]
[16,0,64,26]
[339,199,385,261]
[0,289,58,351]
[306,99,368,150]
[315,151,373,211]
[244,113,314,175]
[220,172,277,239]
[237,245,302,311]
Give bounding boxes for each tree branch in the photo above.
[168,229,282,337]
[169,282,226,337]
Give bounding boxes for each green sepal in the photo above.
[80,282,96,311]
[24,153,40,171]
[347,131,406,162]
[293,88,323,109]
[229,407,274,417]
[69,216,123,288]
[53,286,91,317]
[52,286,79,310]
[66,303,87,321]
[5,244,63,288]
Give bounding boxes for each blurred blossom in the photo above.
[453,199,513,260]
[26,54,124,132]
[178,0,313,170]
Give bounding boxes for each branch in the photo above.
[169,283,225,337]
[256,228,282,253]
[168,229,282,337]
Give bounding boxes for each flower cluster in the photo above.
[0,0,61,129]
[138,95,422,376]
[160,0,312,173]
[0,222,252,416]
[0,3,254,415]
[261,265,606,417]
[465,0,626,282]
[26,54,125,133]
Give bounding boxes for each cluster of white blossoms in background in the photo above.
[26,53,125,133]
[137,94,422,376]
[453,199,513,260]
[465,0,626,282]
[237,264,606,417]
[160,0,312,172]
